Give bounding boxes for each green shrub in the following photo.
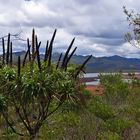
[104,118,135,134]
[0,29,93,139]
[99,73,123,86]
[88,96,116,121]
[100,73,129,105]
[83,89,92,97]
[0,94,6,112]
[125,100,140,122]
[122,86,140,123]
[98,131,122,140]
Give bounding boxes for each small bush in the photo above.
[98,131,122,140]
[0,94,6,112]
[104,118,135,134]
[100,73,129,105]
[88,96,116,121]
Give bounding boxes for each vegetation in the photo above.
[0,13,140,139]
[123,6,140,48]
[0,29,91,139]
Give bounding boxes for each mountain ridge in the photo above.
[2,51,140,73]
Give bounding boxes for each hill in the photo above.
[4,51,140,73]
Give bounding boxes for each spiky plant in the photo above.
[0,29,91,139]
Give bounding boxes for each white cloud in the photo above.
[0,0,140,57]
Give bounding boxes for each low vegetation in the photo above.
[0,29,91,139]
[0,29,140,140]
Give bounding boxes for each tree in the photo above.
[0,29,91,139]
[123,6,140,48]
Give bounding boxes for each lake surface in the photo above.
[84,73,99,85]
[84,73,139,86]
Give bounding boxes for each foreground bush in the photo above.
[0,70,139,139]
[0,29,91,139]
[100,73,129,105]
[0,29,140,140]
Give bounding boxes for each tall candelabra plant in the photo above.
[0,29,91,139]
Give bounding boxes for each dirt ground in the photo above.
[85,85,104,95]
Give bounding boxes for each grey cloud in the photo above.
[0,0,140,58]
[93,38,124,46]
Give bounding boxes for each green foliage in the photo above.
[0,94,6,112]
[40,111,81,140]
[0,29,140,139]
[37,73,140,140]
[88,96,116,121]
[131,78,140,87]
[100,73,129,104]
[0,71,140,139]
[83,89,92,96]
[125,89,140,122]
[0,63,81,137]
[99,73,123,86]
[85,73,139,140]
[98,131,122,140]
[104,118,135,134]
[0,28,93,139]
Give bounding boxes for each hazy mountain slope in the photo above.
[4,51,140,72]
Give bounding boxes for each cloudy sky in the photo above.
[0,0,140,57]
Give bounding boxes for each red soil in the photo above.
[85,85,104,95]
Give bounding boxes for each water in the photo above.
[84,72,139,86]
[86,79,100,86]
[84,73,99,78]
[84,73,99,85]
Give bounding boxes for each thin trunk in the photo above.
[35,35,42,71]
[48,29,57,67]
[44,40,49,62]
[10,42,13,66]
[56,53,62,69]
[18,56,21,78]
[2,38,5,65]
[6,33,10,65]
[61,38,75,69]
[32,29,35,61]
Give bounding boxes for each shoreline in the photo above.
[83,73,140,95]
[80,73,140,83]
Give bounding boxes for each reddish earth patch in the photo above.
[85,85,104,95]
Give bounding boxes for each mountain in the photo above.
[85,55,140,72]
[5,51,140,73]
